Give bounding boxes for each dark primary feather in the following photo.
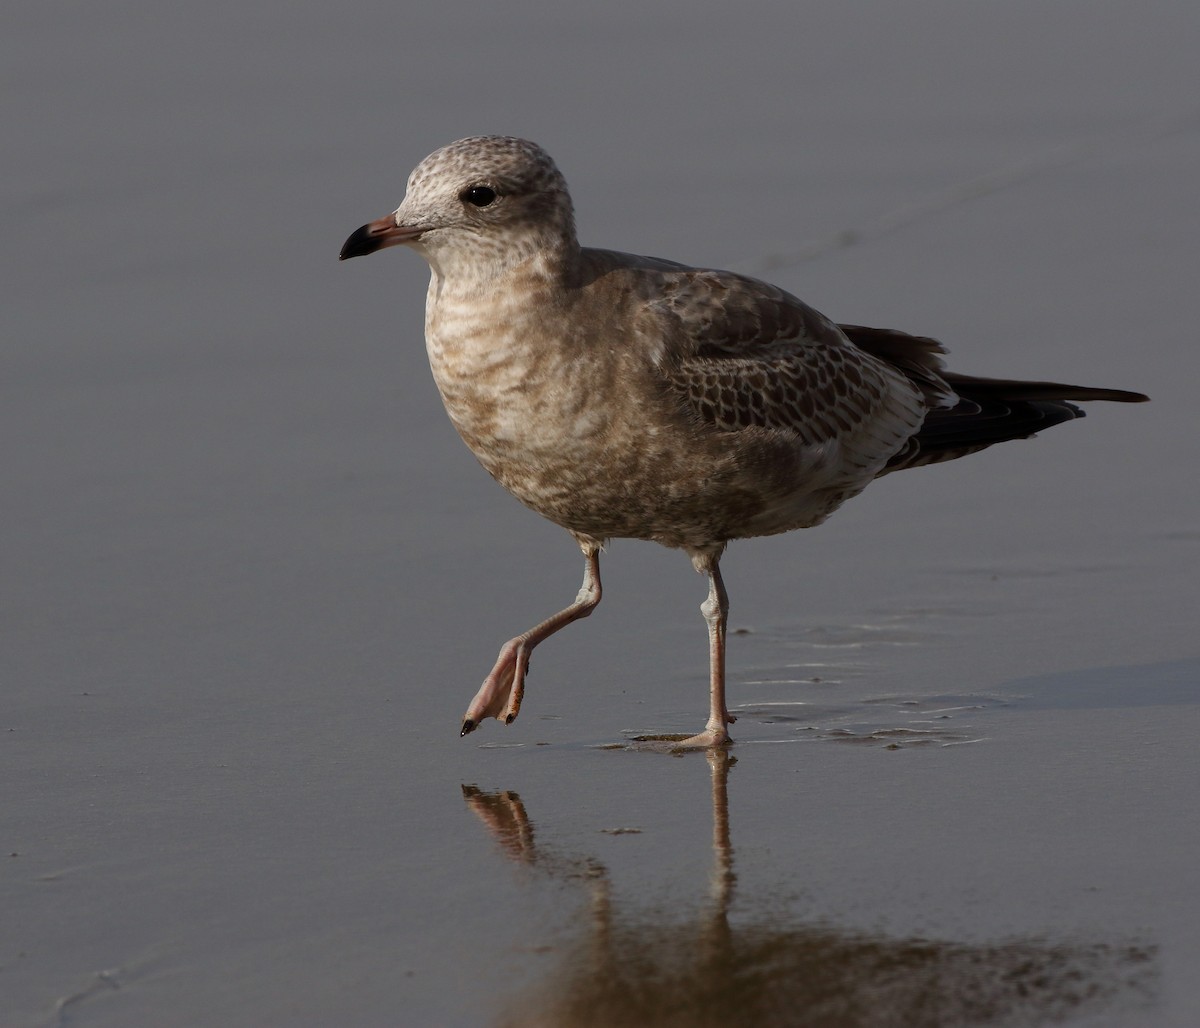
[838,324,1150,473]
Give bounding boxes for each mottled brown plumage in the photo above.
[340,135,1147,747]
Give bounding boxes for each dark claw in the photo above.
[461,719,476,737]
[505,713,516,724]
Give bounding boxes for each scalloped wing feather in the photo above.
[642,268,935,458]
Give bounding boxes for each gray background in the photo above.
[5,1,1198,1025]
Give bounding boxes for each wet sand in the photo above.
[5,2,1199,1024]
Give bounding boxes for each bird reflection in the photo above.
[463,753,1155,1028]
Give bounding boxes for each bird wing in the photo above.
[641,266,942,446]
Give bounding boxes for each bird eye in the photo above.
[461,185,497,207]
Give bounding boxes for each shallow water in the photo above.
[5,2,1199,1025]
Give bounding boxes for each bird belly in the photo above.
[437,367,877,548]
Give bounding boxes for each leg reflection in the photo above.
[462,757,1155,1027]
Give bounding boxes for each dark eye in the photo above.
[461,185,497,207]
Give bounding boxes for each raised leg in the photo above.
[678,552,736,748]
[461,541,602,736]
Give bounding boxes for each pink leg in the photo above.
[461,542,602,736]
[678,553,736,748]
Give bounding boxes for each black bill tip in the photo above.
[340,222,383,261]
[339,215,423,261]
[461,719,476,737]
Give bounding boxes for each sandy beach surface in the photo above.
[5,2,1198,1024]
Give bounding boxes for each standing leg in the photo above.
[461,540,602,736]
[679,550,736,748]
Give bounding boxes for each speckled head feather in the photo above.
[393,136,578,279]
[405,136,571,208]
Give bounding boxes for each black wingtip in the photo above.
[461,719,476,737]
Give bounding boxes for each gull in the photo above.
[340,135,1147,748]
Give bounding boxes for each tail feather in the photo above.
[940,373,1149,406]
[836,324,1149,474]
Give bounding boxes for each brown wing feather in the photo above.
[647,270,926,442]
[671,348,903,443]
[648,267,843,356]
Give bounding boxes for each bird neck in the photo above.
[423,228,581,300]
